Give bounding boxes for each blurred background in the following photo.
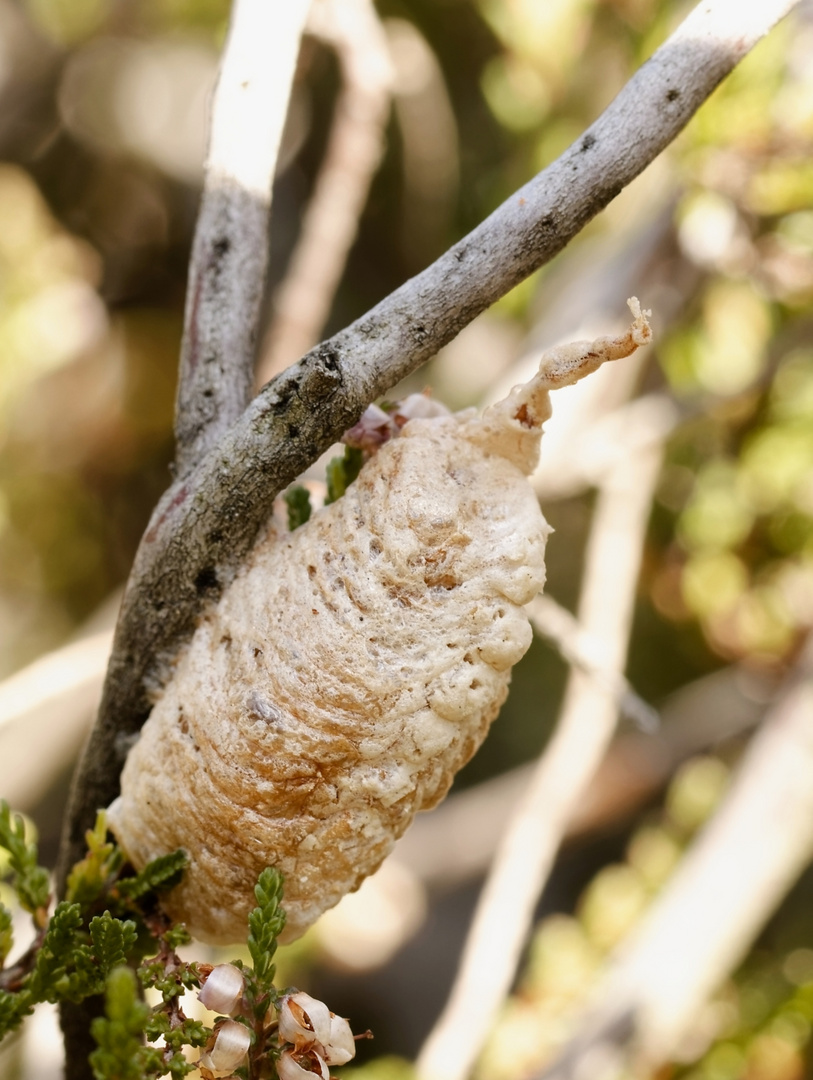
[0,0,812,1077]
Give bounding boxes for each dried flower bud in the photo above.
[197,963,245,1015]
[278,992,332,1048]
[343,403,397,452]
[277,1048,330,1080]
[321,1013,356,1066]
[198,1019,251,1075]
[392,392,451,424]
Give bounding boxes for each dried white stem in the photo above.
[528,594,658,732]
[258,0,393,381]
[174,0,312,477]
[416,440,664,1080]
[0,630,112,809]
[535,635,813,1079]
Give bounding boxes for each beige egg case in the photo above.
[107,300,651,944]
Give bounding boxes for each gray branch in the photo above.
[173,0,311,478]
[59,0,800,887]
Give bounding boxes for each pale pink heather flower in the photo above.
[277,1047,330,1080]
[197,963,245,1015]
[278,991,332,1048]
[320,1013,356,1066]
[198,1019,251,1075]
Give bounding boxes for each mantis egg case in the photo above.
[107,299,651,944]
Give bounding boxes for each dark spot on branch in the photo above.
[212,236,230,259]
[288,424,299,438]
[581,133,597,151]
[666,87,680,102]
[274,380,297,408]
[301,348,343,404]
[523,213,558,254]
[194,566,218,594]
[319,343,341,371]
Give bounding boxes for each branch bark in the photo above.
[59,0,800,901]
[59,2,310,1074]
[174,0,311,478]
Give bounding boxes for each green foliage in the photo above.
[26,901,84,1001]
[0,803,51,921]
[0,802,310,1078]
[0,904,12,967]
[247,867,287,999]
[287,444,364,524]
[0,987,29,1037]
[284,484,313,530]
[89,913,140,979]
[89,966,165,1080]
[325,446,364,505]
[116,850,188,901]
[66,812,124,910]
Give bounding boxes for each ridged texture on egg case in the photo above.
[108,418,547,943]
[107,299,651,944]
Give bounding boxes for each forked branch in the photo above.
[60,0,801,895]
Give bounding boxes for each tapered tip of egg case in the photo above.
[464,298,652,474]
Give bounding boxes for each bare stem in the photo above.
[528,594,659,732]
[174,0,311,478]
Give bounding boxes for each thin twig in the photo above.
[386,17,460,267]
[174,0,312,478]
[60,0,800,896]
[534,635,813,1080]
[258,0,393,381]
[416,439,664,1080]
[528,594,659,733]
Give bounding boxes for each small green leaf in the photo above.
[117,850,188,901]
[0,801,51,919]
[0,903,13,967]
[163,924,192,951]
[0,986,31,1040]
[27,901,84,1002]
[247,867,286,993]
[89,912,139,977]
[284,485,313,530]
[343,445,364,486]
[89,966,153,1080]
[65,812,123,910]
[324,446,364,505]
